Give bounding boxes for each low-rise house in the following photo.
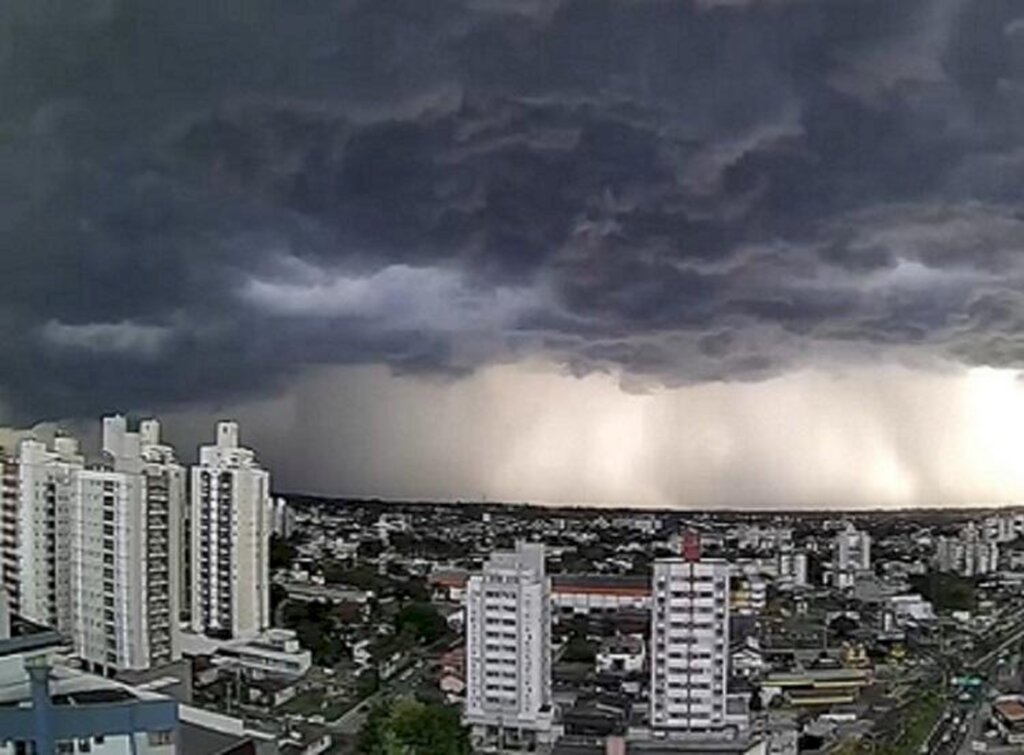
[595,636,645,675]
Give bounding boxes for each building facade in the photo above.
[650,557,731,734]
[0,450,21,614]
[190,422,271,640]
[934,523,999,577]
[833,524,871,590]
[464,541,556,750]
[68,417,184,674]
[12,437,84,630]
[0,418,185,675]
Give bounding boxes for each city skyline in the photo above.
[4,2,1024,751]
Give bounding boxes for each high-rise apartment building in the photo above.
[833,523,871,589]
[0,449,21,614]
[0,417,185,674]
[650,553,731,733]
[14,436,84,629]
[464,541,556,750]
[69,416,184,674]
[270,496,294,539]
[934,523,999,577]
[190,421,271,639]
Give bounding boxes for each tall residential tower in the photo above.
[650,536,732,734]
[833,523,871,589]
[190,421,271,639]
[464,541,556,750]
[69,416,185,673]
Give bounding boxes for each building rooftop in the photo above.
[995,699,1024,723]
[179,721,257,755]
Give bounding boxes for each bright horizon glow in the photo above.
[82,361,1024,511]
[7,361,1024,510]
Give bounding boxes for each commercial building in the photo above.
[464,541,557,750]
[190,422,272,640]
[649,552,732,734]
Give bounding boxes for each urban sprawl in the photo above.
[2,417,1024,754]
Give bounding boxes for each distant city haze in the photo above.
[7,360,1022,510]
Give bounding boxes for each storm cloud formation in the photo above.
[2,1,1024,445]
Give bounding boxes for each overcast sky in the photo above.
[2,0,1024,507]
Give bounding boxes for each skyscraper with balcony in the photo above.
[190,421,271,639]
[69,416,184,674]
[0,449,21,614]
[0,418,185,675]
[464,541,556,751]
[650,546,731,734]
[11,435,84,630]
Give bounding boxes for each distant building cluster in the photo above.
[934,522,1001,577]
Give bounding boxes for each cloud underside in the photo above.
[1,0,1024,421]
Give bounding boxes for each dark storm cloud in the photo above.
[2,0,1024,421]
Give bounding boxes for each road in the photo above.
[327,657,427,735]
[920,618,1024,754]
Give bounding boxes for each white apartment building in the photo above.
[69,417,184,674]
[0,451,21,614]
[270,496,294,538]
[934,523,999,577]
[190,421,271,640]
[12,436,84,629]
[982,514,1021,544]
[776,550,808,589]
[464,541,557,751]
[650,557,731,734]
[0,418,185,675]
[833,524,871,590]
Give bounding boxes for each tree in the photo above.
[909,572,975,612]
[562,635,598,664]
[395,602,447,644]
[270,535,297,571]
[356,668,381,699]
[281,599,347,666]
[358,699,469,755]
